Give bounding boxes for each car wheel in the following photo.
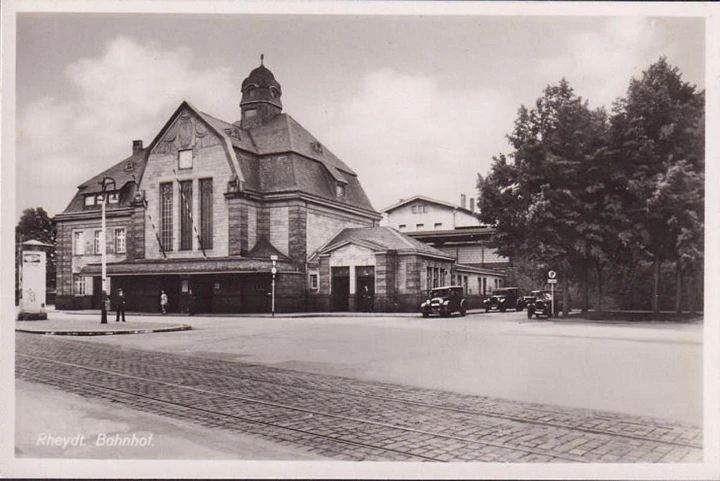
[422,312,429,318]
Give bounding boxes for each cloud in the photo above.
[534,17,677,109]
[303,68,515,211]
[17,36,238,216]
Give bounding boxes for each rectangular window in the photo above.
[178,149,193,170]
[115,228,126,254]
[309,273,319,290]
[200,178,213,250]
[179,180,193,250]
[398,224,406,230]
[73,275,86,295]
[160,182,173,251]
[416,224,424,230]
[73,231,85,256]
[84,196,95,207]
[107,192,119,204]
[94,230,102,255]
[434,223,442,229]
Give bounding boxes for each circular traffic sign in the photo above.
[548,270,557,279]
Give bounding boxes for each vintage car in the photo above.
[516,294,538,311]
[482,287,521,312]
[526,290,563,318]
[420,286,467,317]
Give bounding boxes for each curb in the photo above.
[15,324,193,336]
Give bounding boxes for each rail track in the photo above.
[16,335,702,462]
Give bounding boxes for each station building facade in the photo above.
[54,61,457,313]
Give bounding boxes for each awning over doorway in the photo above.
[78,256,300,276]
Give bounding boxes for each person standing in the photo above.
[115,288,127,322]
[160,290,168,315]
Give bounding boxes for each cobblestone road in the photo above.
[16,334,702,462]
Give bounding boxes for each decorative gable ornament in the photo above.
[311,141,323,154]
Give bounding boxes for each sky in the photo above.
[12,8,706,219]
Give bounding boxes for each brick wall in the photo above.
[54,212,132,308]
[288,202,308,266]
[306,205,374,257]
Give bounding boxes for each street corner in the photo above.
[15,314,192,336]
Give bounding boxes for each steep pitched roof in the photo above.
[247,114,354,180]
[318,227,454,259]
[60,147,148,215]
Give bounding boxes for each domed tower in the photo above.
[239,55,283,129]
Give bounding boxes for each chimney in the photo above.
[469,198,475,212]
[460,193,466,209]
[132,140,143,154]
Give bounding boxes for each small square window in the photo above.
[398,224,406,230]
[107,193,119,204]
[416,223,424,230]
[434,222,442,229]
[335,183,345,198]
[178,149,193,170]
[84,196,96,207]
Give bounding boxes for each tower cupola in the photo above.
[239,55,282,129]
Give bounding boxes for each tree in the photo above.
[478,79,610,314]
[609,58,704,313]
[15,208,57,303]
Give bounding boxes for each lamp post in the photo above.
[99,176,116,323]
[270,255,278,317]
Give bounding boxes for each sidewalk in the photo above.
[15,311,191,336]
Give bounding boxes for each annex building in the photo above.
[54,60,458,313]
[381,195,509,306]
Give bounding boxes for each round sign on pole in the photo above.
[548,270,557,279]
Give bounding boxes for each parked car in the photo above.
[526,290,565,318]
[517,294,537,311]
[482,287,521,312]
[421,286,467,317]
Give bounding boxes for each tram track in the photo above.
[15,335,702,462]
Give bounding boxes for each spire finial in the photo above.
[260,53,264,66]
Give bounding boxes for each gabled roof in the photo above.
[381,195,474,215]
[146,101,245,184]
[316,226,454,260]
[59,147,148,215]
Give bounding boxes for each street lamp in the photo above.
[99,176,116,324]
[270,255,278,317]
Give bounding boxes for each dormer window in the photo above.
[335,183,345,198]
[107,192,119,204]
[245,109,257,118]
[84,195,96,207]
[178,149,193,170]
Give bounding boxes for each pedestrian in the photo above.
[115,288,127,322]
[160,290,168,315]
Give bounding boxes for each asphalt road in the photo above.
[30,309,703,425]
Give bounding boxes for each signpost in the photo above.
[547,270,557,316]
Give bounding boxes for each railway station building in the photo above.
[54,60,460,313]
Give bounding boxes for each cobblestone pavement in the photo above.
[16,334,702,462]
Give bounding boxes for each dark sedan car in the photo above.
[482,287,521,312]
[420,286,467,317]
